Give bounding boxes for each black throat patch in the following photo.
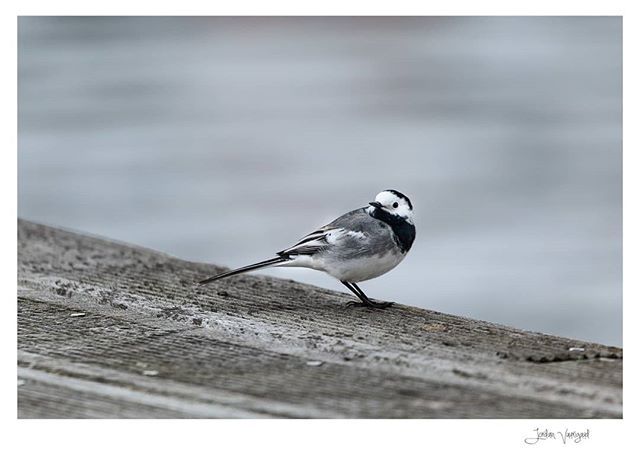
[369,208,416,253]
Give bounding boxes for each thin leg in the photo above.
[351,283,394,309]
[341,281,366,306]
[341,281,394,309]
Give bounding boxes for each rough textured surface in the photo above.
[17,219,622,418]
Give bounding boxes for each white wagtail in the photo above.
[199,189,415,309]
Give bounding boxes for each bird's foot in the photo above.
[345,300,394,309]
[367,300,394,309]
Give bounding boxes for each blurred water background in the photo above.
[18,17,622,346]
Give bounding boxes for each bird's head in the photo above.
[367,189,414,223]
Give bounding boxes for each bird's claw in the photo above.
[368,301,394,309]
[345,300,394,309]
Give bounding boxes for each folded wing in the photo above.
[278,227,368,257]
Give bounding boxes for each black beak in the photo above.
[369,201,383,209]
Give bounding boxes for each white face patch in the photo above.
[370,190,414,223]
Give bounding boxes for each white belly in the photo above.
[318,251,405,283]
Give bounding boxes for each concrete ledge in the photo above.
[17,219,622,418]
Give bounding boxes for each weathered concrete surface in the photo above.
[17,219,622,418]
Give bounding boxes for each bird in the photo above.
[198,189,416,309]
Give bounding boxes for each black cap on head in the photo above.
[385,189,413,210]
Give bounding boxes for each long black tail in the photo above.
[198,256,289,285]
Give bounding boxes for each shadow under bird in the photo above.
[199,189,416,308]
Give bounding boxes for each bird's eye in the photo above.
[393,202,399,208]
